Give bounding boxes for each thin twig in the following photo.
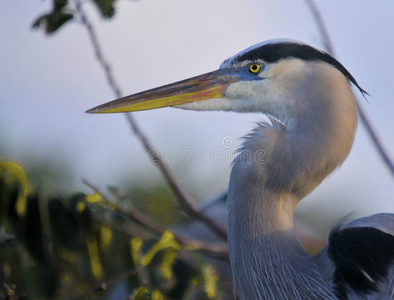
[74,0,122,99]
[355,103,394,175]
[304,0,394,177]
[74,0,228,239]
[82,178,229,260]
[82,177,162,235]
[303,0,335,55]
[97,214,229,260]
[66,265,143,300]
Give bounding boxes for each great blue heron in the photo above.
[87,40,394,299]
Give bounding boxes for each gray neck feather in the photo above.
[227,185,337,299]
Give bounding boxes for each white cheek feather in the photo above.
[176,87,270,113]
[176,97,244,112]
[224,81,268,110]
[222,77,292,126]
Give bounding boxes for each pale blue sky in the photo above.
[1,1,393,220]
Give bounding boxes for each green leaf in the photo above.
[32,12,73,34]
[92,0,116,18]
[132,287,154,300]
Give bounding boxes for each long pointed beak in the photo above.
[86,69,238,113]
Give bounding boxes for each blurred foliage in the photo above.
[32,0,73,34]
[0,137,78,198]
[127,187,188,227]
[32,0,119,35]
[0,161,225,299]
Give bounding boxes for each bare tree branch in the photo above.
[73,0,228,239]
[303,0,335,55]
[304,0,394,177]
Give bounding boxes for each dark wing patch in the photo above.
[233,42,367,96]
[328,226,394,299]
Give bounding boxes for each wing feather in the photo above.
[327,213,394,299]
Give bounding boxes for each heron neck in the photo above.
[226,123,341,299]
[227,187,336,299]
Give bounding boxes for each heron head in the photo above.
[86,40,364,129]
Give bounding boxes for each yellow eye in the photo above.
[249,63,262,74]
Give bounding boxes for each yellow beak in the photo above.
[86,69,238,113]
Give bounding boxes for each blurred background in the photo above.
[1,0,394,215]
[1,0,393,298]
